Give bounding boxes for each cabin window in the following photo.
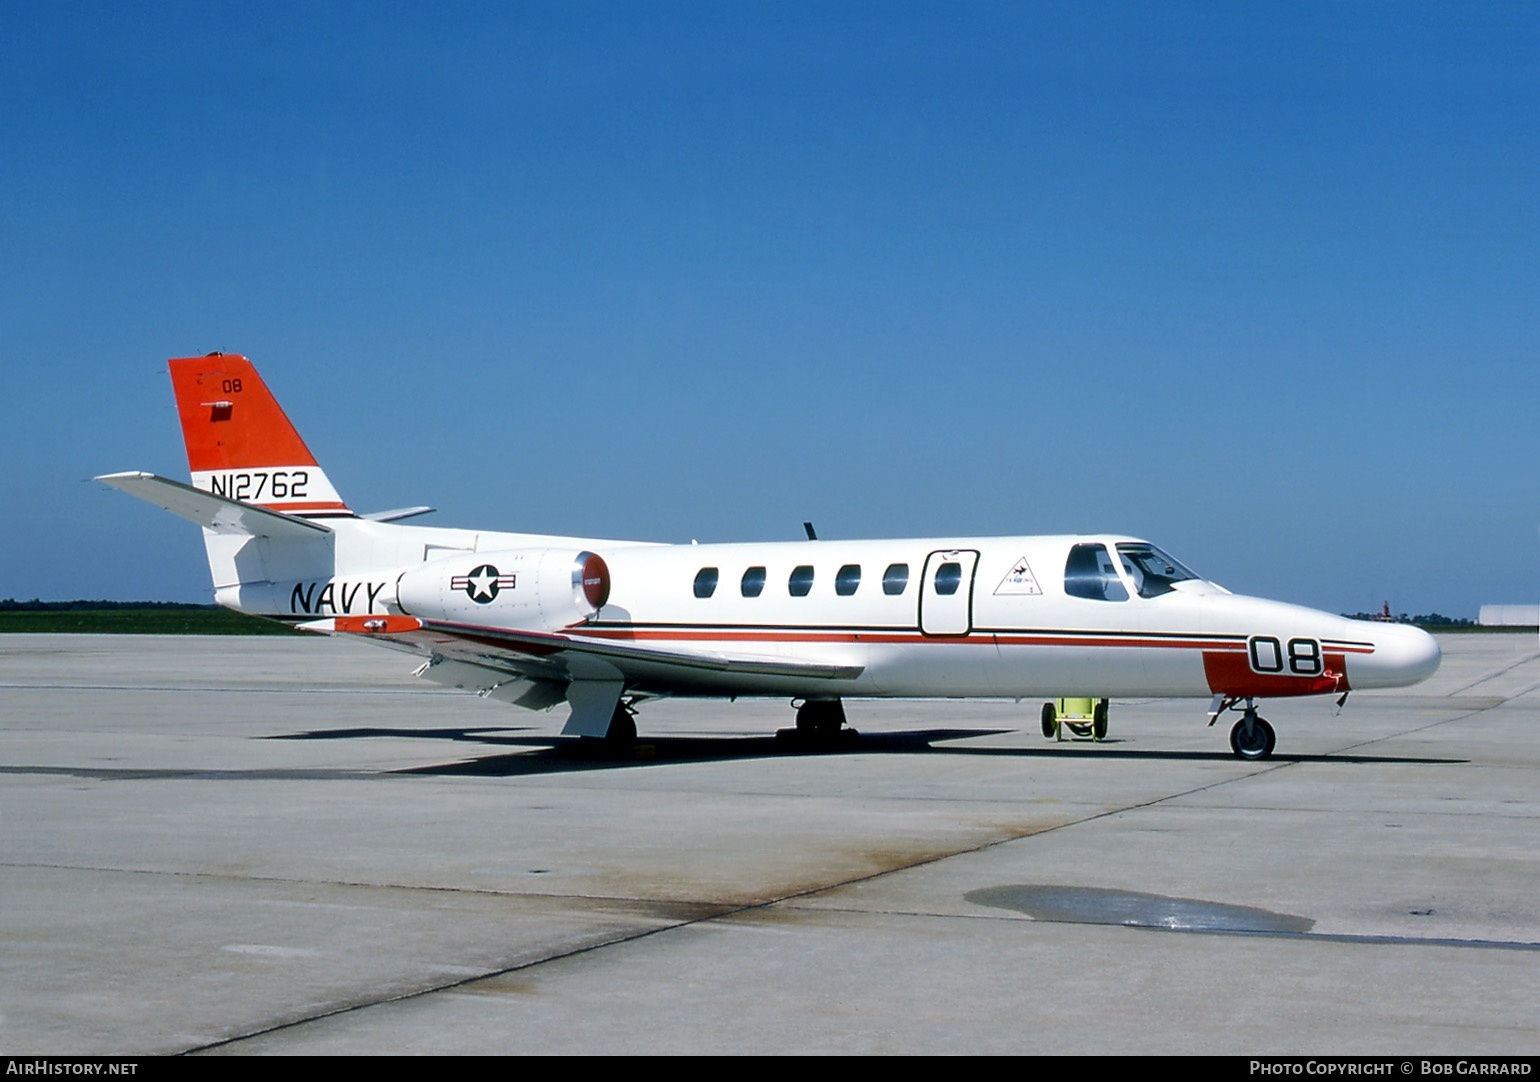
[882,563,909,595]
[789,565,815,597]
[741,566,766,598]
[835,564,861,596]
[1064,544,1128,602]
[933,561,963,596]
[1116,543,1200,599]
[693,567,719,599]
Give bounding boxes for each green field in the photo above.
[0,607,301,635]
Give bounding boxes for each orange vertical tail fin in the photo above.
[168,354,352,517]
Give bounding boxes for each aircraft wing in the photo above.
[301,615,865,693]
[95,472,331,539]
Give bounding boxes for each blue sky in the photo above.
[2,2,1534,616]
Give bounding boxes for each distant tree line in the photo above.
[0,598,216,611]
[0,599,295,635]
[1342,611,1475,628]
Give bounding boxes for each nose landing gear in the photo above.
[1209,695,1276,760]
[1229,710,1275,760]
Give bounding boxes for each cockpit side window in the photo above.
[1064,543,1129,602]
[1115,543,1200,599]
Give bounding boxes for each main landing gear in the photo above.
[606,699,638,744]
[573,698,640,758]
[779,698,859,747]
[1209,696,1276,760]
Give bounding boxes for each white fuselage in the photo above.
[207,522,1442,704]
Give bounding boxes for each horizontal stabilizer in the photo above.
[362,506,436,523]
[95,472,331,539]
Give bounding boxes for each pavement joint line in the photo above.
[0,682,447,695]
[180,913,729,1054]
[1446,650,1540,696]
[1312,698,1519,762]
[178,771,1252,1054]
[0,860,758,910]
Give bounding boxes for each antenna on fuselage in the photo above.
[803,521,818,541]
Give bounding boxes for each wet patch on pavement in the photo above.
[966,884,1314,934]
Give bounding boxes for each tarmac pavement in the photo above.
[1,631,1536,1054]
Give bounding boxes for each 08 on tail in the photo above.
[98,354,1441,759]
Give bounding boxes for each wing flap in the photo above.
[413,656,569,711]
[426,621,866,681]
[308,615,864,689]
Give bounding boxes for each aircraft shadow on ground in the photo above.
[265,726,1466,777]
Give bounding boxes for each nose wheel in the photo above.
[1229,709,1275,760]
[1209,696,1279,760]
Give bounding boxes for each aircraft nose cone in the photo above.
[1363,623,1442,688]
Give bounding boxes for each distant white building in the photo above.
[1478,605,1540,626]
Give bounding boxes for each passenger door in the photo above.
[919,549,979,636]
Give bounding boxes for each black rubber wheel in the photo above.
[1229,715,1276,760]
[1092,699,1109,741]
[607,706,637,744]
[1040,702,1057,740]
[797,699,846,738]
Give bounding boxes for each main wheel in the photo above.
[797,699,846,737]
[1229,715,1275,760]
[1040,702,1057,740]
[607,704,637,744]
[1092,699,1109,741]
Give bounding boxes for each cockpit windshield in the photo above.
[1115,543,1201,599]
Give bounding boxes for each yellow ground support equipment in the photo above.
[1040,697,1109,742]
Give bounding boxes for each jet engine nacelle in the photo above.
[395,548,610,630]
